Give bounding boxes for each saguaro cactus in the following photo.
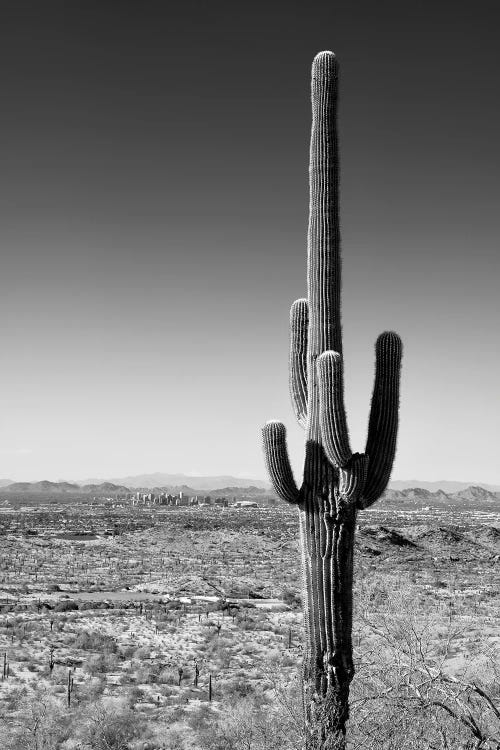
[262,51,403,749]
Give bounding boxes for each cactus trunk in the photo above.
[300,444,358,747]
[263,51,403,749]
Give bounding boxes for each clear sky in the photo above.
[0,1,499,483]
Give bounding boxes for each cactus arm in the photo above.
[338,453,368,504]
[317,351,352,468]
[290,299,309,428]
[359,331,403,508]
[262,421,301,504]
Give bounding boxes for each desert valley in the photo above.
[0,479,499,748]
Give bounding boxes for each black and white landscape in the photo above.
[1,2,499,749]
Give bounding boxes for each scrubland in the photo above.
[0,502,499,748]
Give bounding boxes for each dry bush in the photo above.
[1,688,71,749]
[346,582,500,749]
[77,675,106,703]
[78,699,150,749]
[74,630,118,654]
[196,695,303,750]
[281,589,302,610]
[219,675,256,700]
[84,654,108,675]
[231,578,500,749]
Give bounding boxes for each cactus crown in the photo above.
[263,51,402,510]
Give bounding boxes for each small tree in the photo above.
[81,700,149,750]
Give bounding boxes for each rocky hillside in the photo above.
[2,481,129,495]
[380,485,500,511]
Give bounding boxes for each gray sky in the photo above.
[1,1,499,483]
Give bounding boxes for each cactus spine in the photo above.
[262,51,403,749]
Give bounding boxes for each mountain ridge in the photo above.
[77,473,270,491]
[389,479,500,492]
[2,476,499,493]
[1,480,500,512]
[2,480,129,494]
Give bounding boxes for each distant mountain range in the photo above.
[0,478,268,499]
[0,478,499,512]
[381,485,500,509]
[1,474,499,493]
[2,480,130,494]
[77,473,270,491]
[389,479,500,492]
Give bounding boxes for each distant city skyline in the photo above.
[1,2,499,484]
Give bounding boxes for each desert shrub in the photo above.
[135,665,153,684]
[197,696,302,750]
[54,600,78,612]
[158,669,184,686]
[80,700,150,749]
[3,684,28,711]
[162,728,187,749]
[156,668,174,685]
[163,600,182,611]
[3,688,72,749]
[125,685,145,706]
[237,615,271,632]
[265,650,284,669]
[187,702,216,732]
[78,676,106,703]
[281,589,301,609]
[147,663,163,683]
[84,654,108,675]
[160,683,181,698]
[74,630,118,654]
[133,645,151,660]
[280,652,296,668]
[348,584,500,749]
[221,675,255,699]
[119,644,135,659]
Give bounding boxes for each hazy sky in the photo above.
[1,1,499,483]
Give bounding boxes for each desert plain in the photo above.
[0,485,499,749]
